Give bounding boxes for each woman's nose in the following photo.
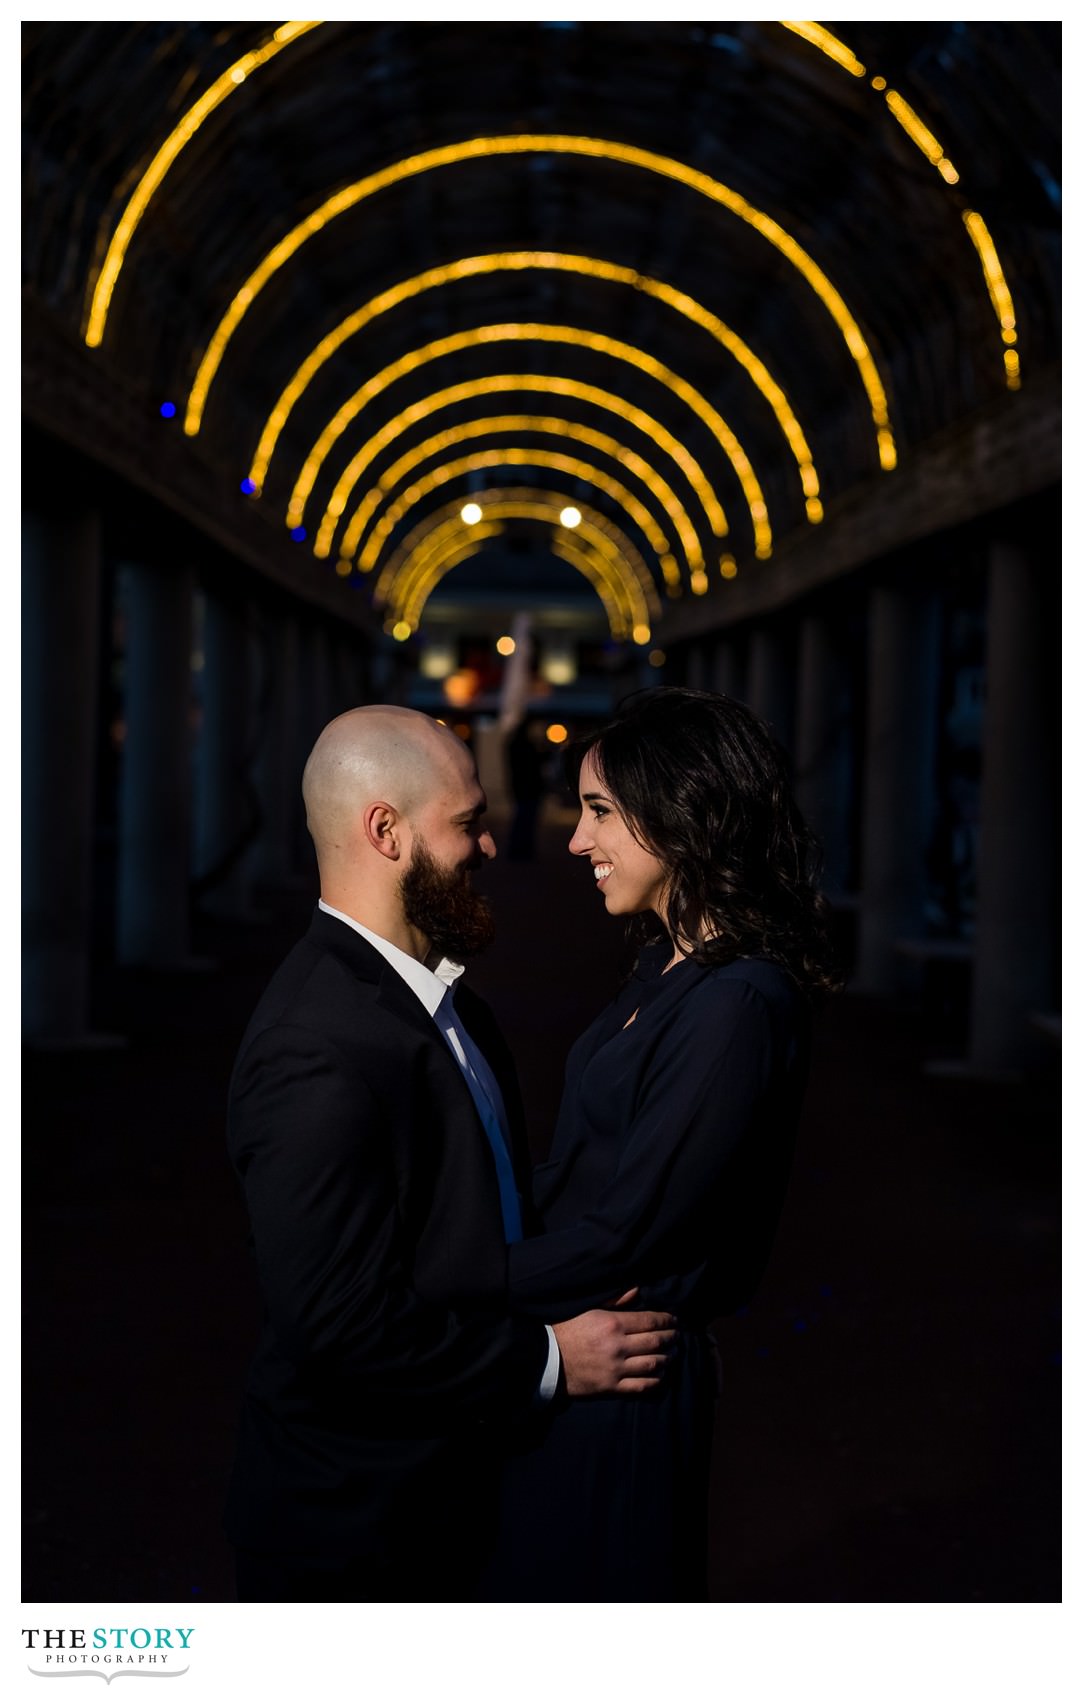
[568,817,592,855]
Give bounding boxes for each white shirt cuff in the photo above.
[537,1324,561,1402]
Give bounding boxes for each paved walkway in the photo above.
[22,802,1059,1602]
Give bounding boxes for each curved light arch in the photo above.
[388,524,504,635]
[310,373,728,571]
[549,533,635,633]
[356,448,679,596]
[84,22,321,348]
[383,490,662,628]
[247,250,822,521]
[778,21,1021,386]
[340,413,699,590]
[377,489,658,640]
[396,527,626,641]
[182,131,896,468]
[297,323,764,551]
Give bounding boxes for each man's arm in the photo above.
[232,1023,674,1411]
[230,1023,547,1422]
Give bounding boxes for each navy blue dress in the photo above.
[482,942,810,1601]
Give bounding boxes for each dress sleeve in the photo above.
[230,1023,547,1420]
[506,976,795,1318]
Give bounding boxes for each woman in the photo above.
[483,686,839,1601]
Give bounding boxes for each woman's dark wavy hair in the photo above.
[567,686,841,999]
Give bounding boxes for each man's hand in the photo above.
[551,1295,677,1397]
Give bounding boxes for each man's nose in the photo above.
[479,829,497,860]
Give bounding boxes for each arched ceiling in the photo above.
[22,19,1061,640]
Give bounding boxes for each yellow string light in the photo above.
[389,513,627,639]
[338,413,696,590]
[378,489,656,639]
[779,25,1019,388]
[183,131,894,465]
[247,249,821,521]
[296,324,752,551]
[884,89,960,184]
[84,22,321,348]
[355,449,674,596]
[779,21,866,77]
[402,529,626,639]
[391,524,504,632]
[963,210,1022,387]
[308,373,726,569]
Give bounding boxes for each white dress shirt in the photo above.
[318,901,560,1398]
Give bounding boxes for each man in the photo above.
[225,706,674,1601]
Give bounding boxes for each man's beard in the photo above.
[400,834,496,961]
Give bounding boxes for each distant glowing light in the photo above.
[632,624,652,646]
[871,75,887,91]
[392,620,412,642]
[496,635,517,656]
[690,570,709,595]
[83,21,321,348]
[559,506,582,529]
[721,556,739,579]
[648,649,666,667]
[334,558,351,577]
[546,723,569,745]
[159,401,176,419]
[460,501,483,524]
[240,476,256,494]
[443,669,480,706]
[290,526,307,541]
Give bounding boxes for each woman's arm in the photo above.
[507,976,801,1318]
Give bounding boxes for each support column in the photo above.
[116,559,195,964]
[685,643,708,691]
[712,636,746,701]
[22,506,104,1043]
[967,540,1057,1072]
[794,611,853,896]
[854,586,940,992]
[193,592,255,917]
[746,625,795,750]
[248,609,303,887]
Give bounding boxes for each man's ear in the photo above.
[362,802,402,860]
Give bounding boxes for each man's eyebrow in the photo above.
[453,800,488,820]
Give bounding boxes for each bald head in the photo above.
[302,705,471,862]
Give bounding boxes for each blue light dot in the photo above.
[290,526,307,542]
[240,477,256,496]
[159,402,176,419]
[793,1319,808,1333]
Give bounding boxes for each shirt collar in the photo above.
[318,899,464,1017]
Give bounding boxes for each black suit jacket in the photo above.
[224,907,548,1574]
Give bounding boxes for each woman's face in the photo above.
[569,748,669,919]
